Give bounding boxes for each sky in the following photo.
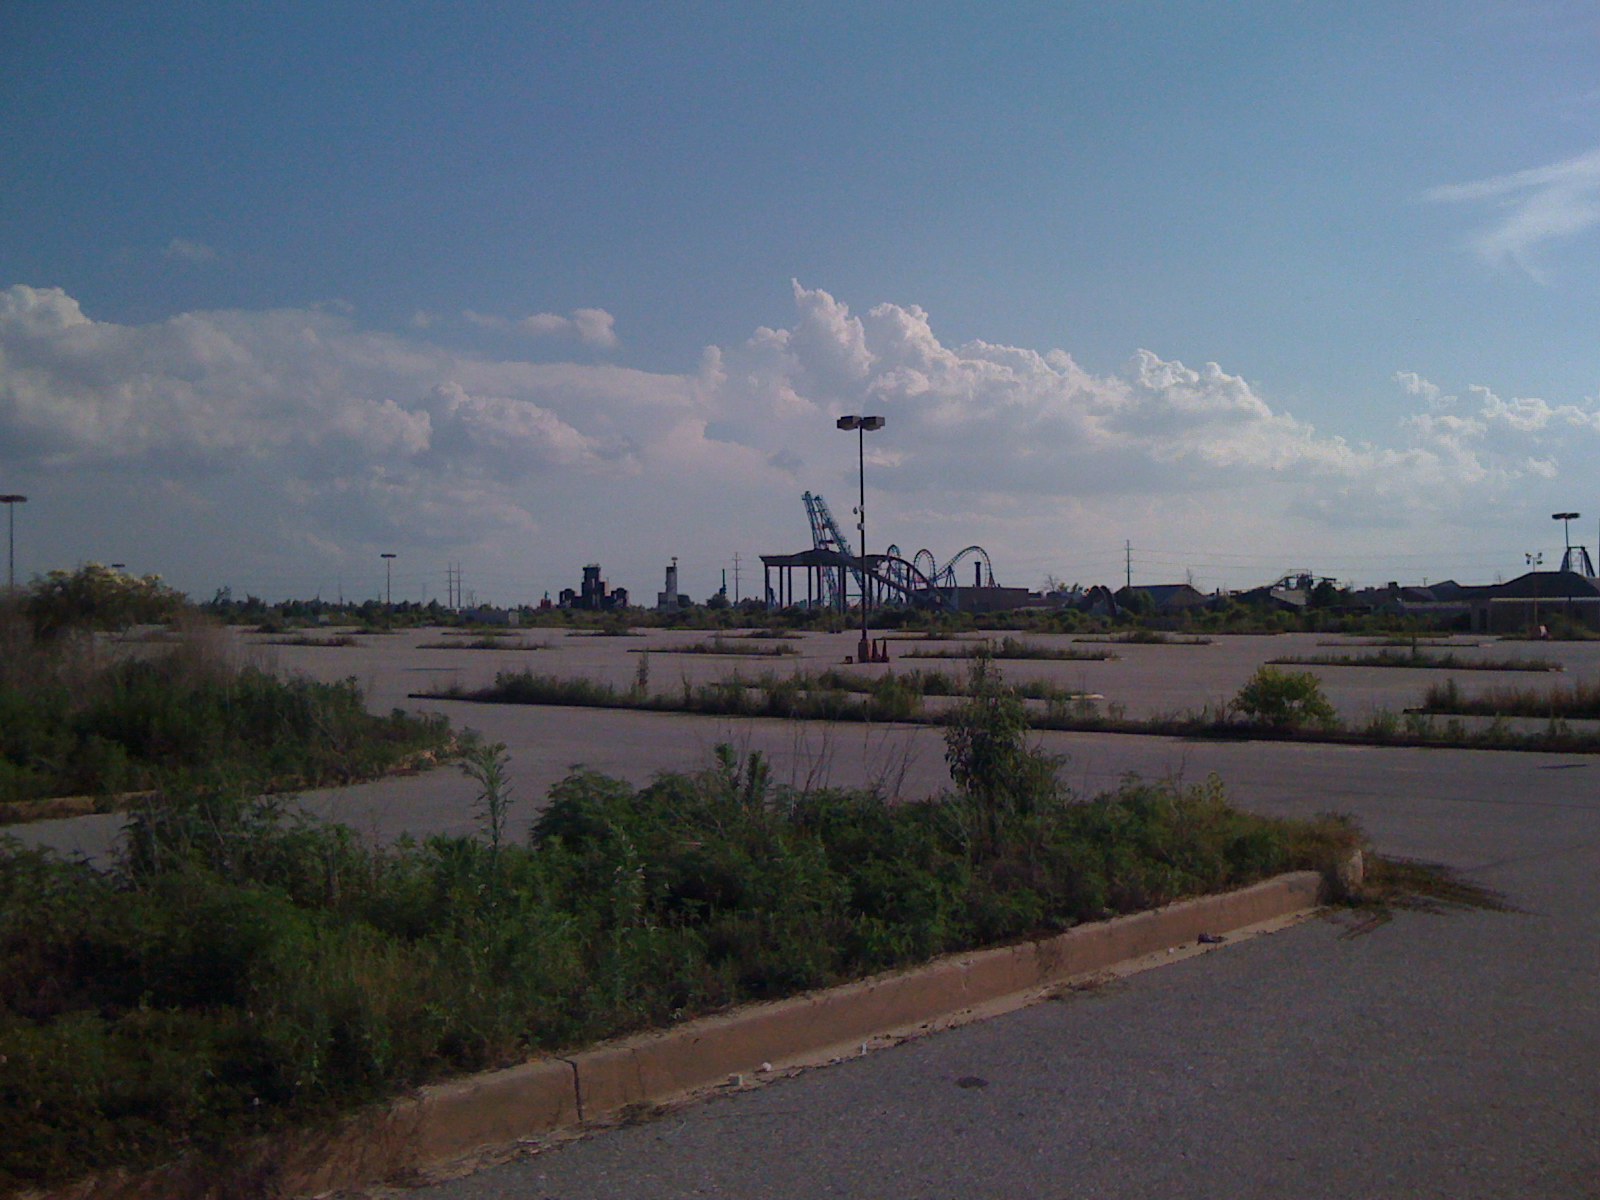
[5,2,1600,604]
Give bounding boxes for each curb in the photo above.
[26,865,1349,1199]
[285,866,1338,1196]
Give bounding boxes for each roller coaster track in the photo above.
[801,492,997,610]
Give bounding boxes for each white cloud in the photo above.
[5,281,1598,599]
[468,306,620,348]
[163,237,219,264]
[1425,146,1600,278]
[1393,370,1450,409]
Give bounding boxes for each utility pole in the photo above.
[1,495,26,593]
[732,552,742,604]
[1125,540,1132,591]
[381,553,396,624]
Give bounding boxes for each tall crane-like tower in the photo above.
[803,491,854,608]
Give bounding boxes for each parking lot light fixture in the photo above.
[836,416,885,662]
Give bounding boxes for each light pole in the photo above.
[836,415,885,663]
[381,553,396,623]
[1526,551,1543,636]
[1,495,25,593]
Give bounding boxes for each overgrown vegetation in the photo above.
[633,637,800,657]
[0,596,454,812]
[1071,630,1212,645]
[1419,676,1600,719]
[416,637,547,650]
[22,563,186,639]
[1228,667,1338,729]
[0,664,1362,1193]
[429,656,1600,756]
[902,634,1113,661]
[436,667,928,723]
[263,634,362,648]
[1340,855,1517,935]
[1271,649,1558,672]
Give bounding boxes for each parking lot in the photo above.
[11,625,1600,1197]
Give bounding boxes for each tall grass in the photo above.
[634,637,799,657]
[444,668,925,723]
[1272,649,1559,672]
[902,634,1113,661]
[0,613,453,808]
[423,663,1600,755]
[1420,676,1600,718]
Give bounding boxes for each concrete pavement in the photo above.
[399,745,1600,1199]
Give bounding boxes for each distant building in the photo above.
[656,557,691,612]
[560,563,628,611]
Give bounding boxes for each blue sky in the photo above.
[5,2,1600,602]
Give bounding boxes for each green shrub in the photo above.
[1229,666,1337,729]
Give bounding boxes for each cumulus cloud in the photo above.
[4,281,1598,598]
[163,237,218,263]
[1426,146,1600,278]
[467,306,620,348]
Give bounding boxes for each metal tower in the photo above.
[803,491,854,608]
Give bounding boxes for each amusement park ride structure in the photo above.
[768,492,998,612]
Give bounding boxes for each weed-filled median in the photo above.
[0,626,453,810]
[903,634,1114,661]
[1419,676,1600,718]
[1270,649,1559,672]
[0,668,1359,1193]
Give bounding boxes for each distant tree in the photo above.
[1116,588,1155,618]
[26,563,186,637]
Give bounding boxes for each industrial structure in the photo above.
[656,557,691,612]
[760,492,1033,614]
[558,563,628,611]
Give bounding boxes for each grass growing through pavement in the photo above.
[417,637,547,650]
[0,667,1363,1195]
[903,635,1113,661]
[1271,649,1559,672]
[433,668,927,722]
[1071,630,1212,645]
[0,622,454,812]
[428,661,1600,756]
[1418,676,1600,718]
[262,634,362,648]
[1339,856,1517,936]
[634,637,800,657]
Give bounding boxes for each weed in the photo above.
[0,633,453,809]
[1420,676,1600,719]
[1272,650,1558,672]
[1340,856,1517,935]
